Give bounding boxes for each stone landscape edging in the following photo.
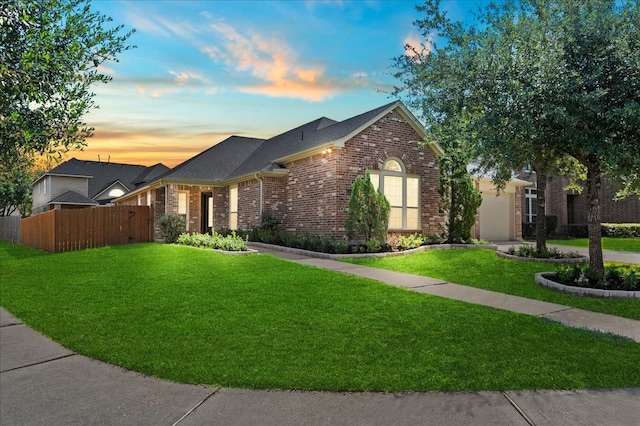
[496,251,587,264]
[535,273,640,299]
[249,241,497,260]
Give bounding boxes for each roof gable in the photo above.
[48,190,99,206]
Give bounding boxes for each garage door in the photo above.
[478,192,513,241]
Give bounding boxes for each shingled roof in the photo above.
[39,158,170,199]
[48,190,99,206]
[157,101,428,186]
[158,136,266,185]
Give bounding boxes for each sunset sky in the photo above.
[75,0,482,168]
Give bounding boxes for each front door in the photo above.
[201,193,213,234]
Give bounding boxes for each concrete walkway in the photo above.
[493,241,640,265]
[253,244,640,342]
[2,245,639,425]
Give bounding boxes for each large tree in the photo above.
[395,0,640,278]
[0,0,134,173]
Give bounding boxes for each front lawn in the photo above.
[546,237,640,253]
[343,249,640,320]
[1,242,639,391]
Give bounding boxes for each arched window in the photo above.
[369,158,420,230]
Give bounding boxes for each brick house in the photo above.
[519,171,640,236]
[116,101,447,241]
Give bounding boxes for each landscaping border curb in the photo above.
[496,251,587,264]
[535,273,640,299]
[249,242,497,260]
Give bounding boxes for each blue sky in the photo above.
[78,0,479,167]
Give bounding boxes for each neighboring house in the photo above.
[518,170,640,235]
[473,175,531,241]
[31,159,170,215]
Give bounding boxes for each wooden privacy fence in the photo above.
[21,206,153,253]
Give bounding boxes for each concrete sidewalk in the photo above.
[2,309,639,425]
[253,244,640,342]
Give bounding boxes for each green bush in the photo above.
[567,223,640,238]
[366,238,381,253]
[555,263,639,290]
[397,233,426,250]
[159,214,186,243]
[601,223,640,238]
[345,172,390,243]
[176,231,248,251]
[507,245,581,259]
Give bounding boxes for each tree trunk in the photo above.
[535,170,548,253]
[585,156,604,278]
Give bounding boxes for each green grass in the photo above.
[1,241,639,391]
[343,249,640,321]
[545,237,640,252]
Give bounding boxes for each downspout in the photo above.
[254,174,263,218]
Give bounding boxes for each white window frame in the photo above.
[524,187,537,223]
[178,191,189,230]
[229,184,238,230]
[368,158,420,231]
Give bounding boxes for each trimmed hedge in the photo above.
[601,223,640,238]
[568,223,640,238]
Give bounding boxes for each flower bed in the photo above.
[496,251,587,264]
[501,244,585,263]
[535,273,640,299]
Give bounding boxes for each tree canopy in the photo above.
[0,0,134,173]
[394,0,640,277]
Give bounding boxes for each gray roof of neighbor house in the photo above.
[37,158,170,199]
[158,101,423,186]
[48,190,99,206]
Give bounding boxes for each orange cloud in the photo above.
[71,127,234,168]
[202,21,340,101]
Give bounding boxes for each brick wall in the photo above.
[278,109,443,238]
[514,186,523,239]
[527,174,639,236]
[153,187,165,240]
[212,186,229,230]
[283,153,339,234]
[262,176,287,218]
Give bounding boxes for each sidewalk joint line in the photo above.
[501,391,536,426]
[410,281,450,288]
[0,322,23,328]
[172,388,219,426]
[538,307,575,317]
[0,353,76,374]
